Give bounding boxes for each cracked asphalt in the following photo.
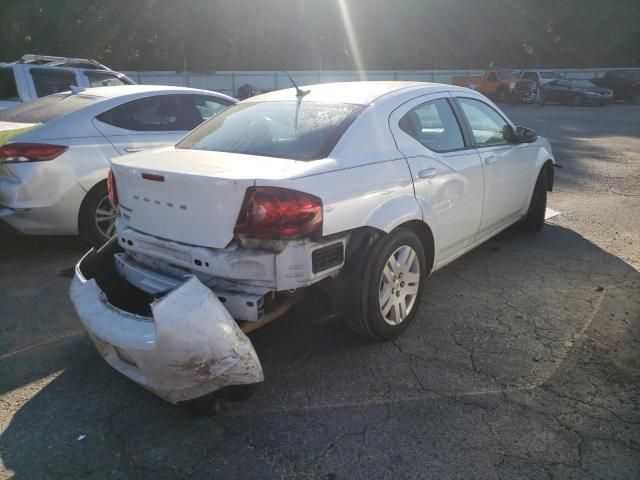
[1,104,639,479]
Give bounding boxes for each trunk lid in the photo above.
[111,147,313,249]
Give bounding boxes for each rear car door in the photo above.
[453,95,537,238]
[389,94,484,261]
[93,94,201,155]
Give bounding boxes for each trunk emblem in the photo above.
[141,173,165,182]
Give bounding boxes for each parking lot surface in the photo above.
[1,104,639,479]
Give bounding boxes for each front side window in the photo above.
[399,98,464,152]
[177,101,364,161]
[0,68,19,100]
[522,72,537,80]
[457,98,511,147]
[96,95,197,132]
[86,71,132,87]
[30,69,77,97]
[187,95,232,122]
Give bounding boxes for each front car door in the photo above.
[452,94,538,239]
[389,94,485,263]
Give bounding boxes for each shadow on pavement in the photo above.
[1,225,639,479]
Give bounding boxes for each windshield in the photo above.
[177,101,364,160]
[0,92,101,123]
[540,71,562,79]
[496,70,517,80]
[569,79,596,88]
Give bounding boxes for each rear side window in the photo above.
[0,92,101,123]
[522,72,537,80]
[30,69,77,97]
[96,95,197,132]
[457,98,511,147]
[187,95,232,121]
[177,101,364,161]
[399,99,465,152]
[0,68,19,100]
[86,71,133,87]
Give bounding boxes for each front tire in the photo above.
[571,95,583,107]
[78,182,117,247]
[520,167,548,231]
[348,228,427,341]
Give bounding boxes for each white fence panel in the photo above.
[124,68,631,97]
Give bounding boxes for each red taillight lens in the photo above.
[234,187,322,240]
[107,169,118,207]
[0,143,68,163]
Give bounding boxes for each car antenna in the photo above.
[283,71,310,97]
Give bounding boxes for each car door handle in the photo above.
[124,148,145,153]
[484,156,498,165]
[417,168,438,179]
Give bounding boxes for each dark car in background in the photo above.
[592,70,640,104]
[540,79,613,106]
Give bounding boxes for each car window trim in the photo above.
[390,94,474,154]
[452,96,513,149]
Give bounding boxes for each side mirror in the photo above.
[515,126,538,143]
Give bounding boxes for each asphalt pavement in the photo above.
[1,104,639,479]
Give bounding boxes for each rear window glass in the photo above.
[177,101,364,160]
[0,68,19,100]
[0,93,101,123]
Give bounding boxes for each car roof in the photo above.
[75,84,219,99]
[244,81,448,105]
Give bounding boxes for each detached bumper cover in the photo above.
[70,261,264,404]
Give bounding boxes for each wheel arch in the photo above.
[77,178,108,235]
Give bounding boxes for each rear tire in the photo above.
[629,94,640,105]
[347,228,427,341]
[520,167,548,232]
[78,182,117,247]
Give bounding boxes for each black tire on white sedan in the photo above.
[78,181,117,247]
[349,228,427,341]
[520,167,548,231]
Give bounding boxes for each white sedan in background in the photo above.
[71,81,555,407]
[0,85,235,245]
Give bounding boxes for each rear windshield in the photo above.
[0,92,101,123]
[0,68,19,101]
[177,101,364,160]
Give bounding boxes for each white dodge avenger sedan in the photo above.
[70,82,555,407]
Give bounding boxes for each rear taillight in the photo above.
[0,143,68,163]
[234,187,322,240]
[107,169,118,207]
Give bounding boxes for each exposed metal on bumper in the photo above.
[70,261,264,404]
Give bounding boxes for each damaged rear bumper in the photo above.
[70,244,264,404]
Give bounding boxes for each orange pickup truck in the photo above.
[452,69,538,104]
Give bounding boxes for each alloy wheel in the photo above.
[379,245,421,326]
[94,194,117,239]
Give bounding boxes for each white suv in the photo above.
[0,54,134,110]
[70,82,555,406]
